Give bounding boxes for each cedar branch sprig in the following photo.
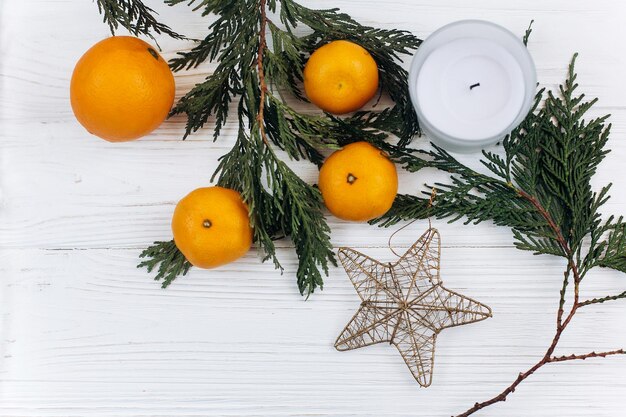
[95,0,184,41]
[96,0,422,295]
[374,55,626,416]
[137,240,192,288]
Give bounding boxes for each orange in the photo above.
[318,142,398,222]
[304,40,379,115]
[171,187,253,269]
[70,36,175,142]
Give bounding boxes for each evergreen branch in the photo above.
[169,0,421,146]
[95,0,184,40]
[138,240,192,288]
[274,158,334,294]
[170,0,261,139]
[523,20,534,46]
[370,194,431,228]
[516,189,576,263]
[595,217,626,273]
[256,0,270,145]
[265,20,308,100]
[213,128,283,271]
[378,143,564,257]
[213,123,335,295]
[168,0,256,71]
[125,0,423,294]
[265,94,340,165]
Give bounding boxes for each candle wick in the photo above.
[470,82,481,91]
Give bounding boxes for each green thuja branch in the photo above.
[375,55,626,416]
[95,0,422,295]
[594,217,626,272]
[523,20,534,46]
[95,0,184,40]
[138,240,192,288]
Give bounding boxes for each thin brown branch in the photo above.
[516,189,581,325]
[455,189,598,417]
[454,359,546,417]
[557,268,570,323]
[455,347,625,417]
[579,290,626,307]
[549,349,625,363]
[256,0,269,145]
[454,306,573,417]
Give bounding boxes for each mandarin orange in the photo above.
[171,187,253,269]
[70,36,175,142]
[304,40,379,115]
[318,141,398,222]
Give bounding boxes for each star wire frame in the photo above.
[335,227,493,387]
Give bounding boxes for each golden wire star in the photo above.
[335,227,492,387]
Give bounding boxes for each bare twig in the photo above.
[549,349,625,363]
[455,347,625,417]
[579,290,626,307]
[454,189,604,417]
[516,189,581,324]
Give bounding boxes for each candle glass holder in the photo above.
[409,20,537,152]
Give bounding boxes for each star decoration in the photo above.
[335,227,492,387]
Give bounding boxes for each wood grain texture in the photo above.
[2,1,626,416]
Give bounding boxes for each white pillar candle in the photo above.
[409,20,537,152]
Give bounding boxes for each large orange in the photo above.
[318,142,398,222]
[171,187,253,269]
[70,36,175,142]
[304,40,379,115]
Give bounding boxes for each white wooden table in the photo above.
[2,1,626,416]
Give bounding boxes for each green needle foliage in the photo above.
[95,0,422,295]
[95,0,184,40]
[138,240,192,288]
